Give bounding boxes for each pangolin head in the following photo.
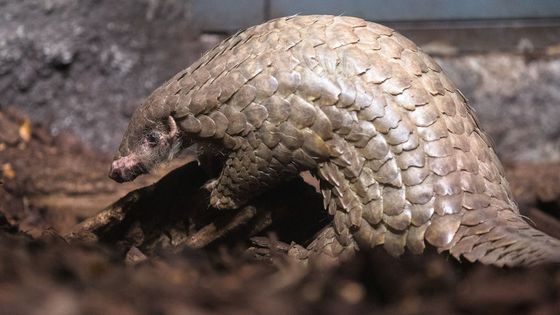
[109,88,182,183]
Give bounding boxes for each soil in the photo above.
[1,107,560,315]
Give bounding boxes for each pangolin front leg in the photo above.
[206,135,301,209]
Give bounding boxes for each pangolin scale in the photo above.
[110,15,560,267]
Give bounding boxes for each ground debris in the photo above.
[1,109,560,315]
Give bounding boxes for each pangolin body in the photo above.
[111,15,560,267]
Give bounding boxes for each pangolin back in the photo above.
[155,15,560,267]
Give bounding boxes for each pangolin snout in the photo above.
[108,155,145,183]
[108,165,130,183]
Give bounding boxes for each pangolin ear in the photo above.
[168,115,178,137]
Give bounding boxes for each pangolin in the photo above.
[109,15,560,267]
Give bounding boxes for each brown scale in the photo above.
[119,15,560,267]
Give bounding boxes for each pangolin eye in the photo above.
[146,132,160,146]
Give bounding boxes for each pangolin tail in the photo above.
[445,209,560,267]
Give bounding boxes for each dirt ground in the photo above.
[1,107,560,315]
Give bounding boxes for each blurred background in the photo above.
[1,0,560,160]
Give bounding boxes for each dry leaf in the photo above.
[19,118,32,142]
[2,163,16,179]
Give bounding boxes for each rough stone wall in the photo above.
[440,55,560,162]
[1,1,559,161]
[0,0,204,153]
